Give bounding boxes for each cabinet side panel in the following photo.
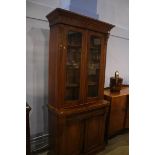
[124,95,129,129]
[48,111,58,155]
[48,26,59,107]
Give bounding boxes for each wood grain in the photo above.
[104,86,129,137]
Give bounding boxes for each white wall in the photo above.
[26,17,49,136]
[26,0,57,137]
[97,0,129,86]
[26,0,129,139]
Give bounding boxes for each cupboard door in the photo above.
[62,26,86,105]
[63,117,84,155]
[109,96,127,136]
[86,32,106,100]
[84,112,106,152]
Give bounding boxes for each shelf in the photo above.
[90,46,101,50]
[88,67,99,70]
[88,82,97,86]
[66,64,80,69]
[66,83,79,87]
[68,44,81,48]
[89,50,100,54]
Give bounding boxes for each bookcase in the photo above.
[46,8,114,155]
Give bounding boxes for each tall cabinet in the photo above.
[46,8,114,155]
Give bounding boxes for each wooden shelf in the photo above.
[90,46,101,50]
[88,82,97,86]
[68,44,81,48]
[88,67,99,70]
[66,83,79,87]
[66,64,79,69]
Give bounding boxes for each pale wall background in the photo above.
[26,0,129,150]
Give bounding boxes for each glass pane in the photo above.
[65,31,82,100]
[87,36,101,97]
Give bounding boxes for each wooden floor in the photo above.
[34,133,129,155]
[97,133,129,155]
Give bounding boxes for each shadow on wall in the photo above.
[26,27,49,150]
[69,0,99,19]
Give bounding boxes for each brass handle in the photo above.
[115,71,119,85]
[115,71,119,78]
[63,46,66,50]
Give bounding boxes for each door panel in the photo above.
[63,118,84,155]
[62,26,86,106]
[86,31,106,101]
[65,31,82,101]
[109,96,127,136]
[87,36,101,97]
[84,114,106,152]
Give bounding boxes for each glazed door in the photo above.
[62,26,86,106]
[86,31,106,101]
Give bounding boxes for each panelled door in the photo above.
[61,109,107,155]
[109,96,128,136]
[84,114,106,152]
[62,118,84,155]
[85,31,107,102]
[62,25,86,107]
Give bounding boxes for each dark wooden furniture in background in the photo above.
[26,103,31,155]
[104,85,129,137]
[46,8,114,155]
